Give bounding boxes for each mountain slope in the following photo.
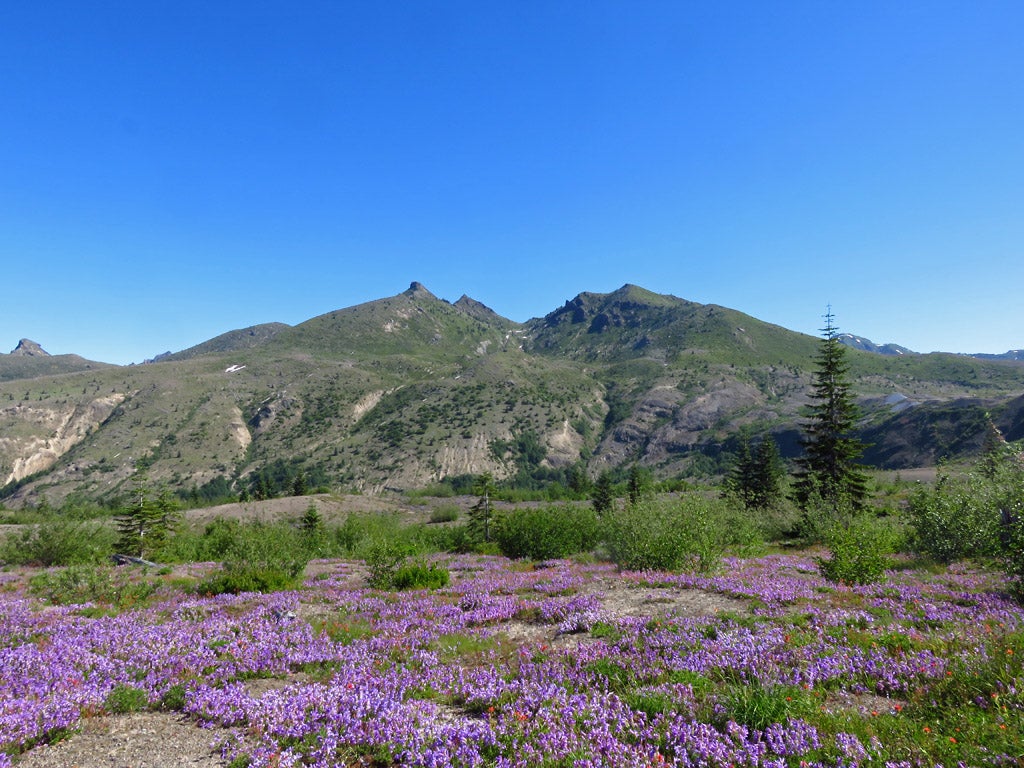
[1,282,1021,507]
[0,339,111,382]
[151,323,291,362]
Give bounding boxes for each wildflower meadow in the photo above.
[1,551,1021,767]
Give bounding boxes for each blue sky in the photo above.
[2,1,1022,365]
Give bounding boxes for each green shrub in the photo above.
[907,473,1006,563]
[104,684,149,714]
[818,513,898,585]
[365,539,449,590]
[29,565,157,608]
[428,505,459,524]
[159,683,188,710]
[365,538,414,589]
[195,564,301,595]
[162,517,241,562]
[391,559,450,590]
[494,505,600,560]
[333,513,438,559]
[192,520,309,595]
[0,518,115,566]
[1004,516,1024,603]
[603,497,724,573]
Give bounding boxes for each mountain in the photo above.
[966,350,1024,361]
[0,339,111,382]
[837,334,914,356]
[10,339,49,357]
[148,323,292,363]
[839,333,1024,362]
[1,282,1022,508]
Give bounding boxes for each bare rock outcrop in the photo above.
[10,338,49,357]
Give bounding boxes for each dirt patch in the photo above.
[181,494,397,525]
[588,579,749,621]
[16,713,225,768]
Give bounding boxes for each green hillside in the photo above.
[1,282,1021,508]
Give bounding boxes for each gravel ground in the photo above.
[16,713,225,768]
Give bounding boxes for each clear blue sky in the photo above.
[3,1,1022,365]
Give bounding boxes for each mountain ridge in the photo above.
[1,282,1021,508]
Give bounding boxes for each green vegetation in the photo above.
[1,518,115,567]
[493,505,601,561]
[603,497,728,573]
[722,433,785,512]
[29,565,158,609]
[114,482,180,560]
[817,512,900,585]
[3,283,1022,511]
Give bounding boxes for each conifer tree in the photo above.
[752,436,785,509]
[626,465,653,506]
[723,435,756,508]
[591,471,615,516]
[115,481,179,560]
[792,309,869,510]
[468,472,497,543]
[724,434,784,510]
[981,412,1011,479]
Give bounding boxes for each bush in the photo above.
[603,497,724,573]
[0,518,115,567]
[196,564,302,595]
[334,513,444,559]
[391,559,450,590]
[906,473,1006,563]
[104,684,149,714]
[494,505,600,560]
[192,520,309,595]
[365,539,449,590]
[29,565,157,608]
[365,539,413,589]
[428,505,459,524]
[818,513,898,585]
[1004,513,1024,603]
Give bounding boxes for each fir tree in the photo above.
[115,481,179,560]
[752,436,785,510]
[724,434,784,511]
[981,412,1011,479]
[291,471,309,497]
[468,472,497,543]
[626,465,653,506]
[591,471,615,516]
[723,434,756,508]
[792,309,869,510]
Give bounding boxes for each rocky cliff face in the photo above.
[10,339,49,357]
[0,394,126,486]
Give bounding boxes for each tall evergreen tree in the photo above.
[981,412,1011,479]
[751,436,785,510]
[792,309,869,510]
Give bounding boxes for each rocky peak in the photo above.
[454,294,504,323]
[10,339,49,357]
[403,281,437,300]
